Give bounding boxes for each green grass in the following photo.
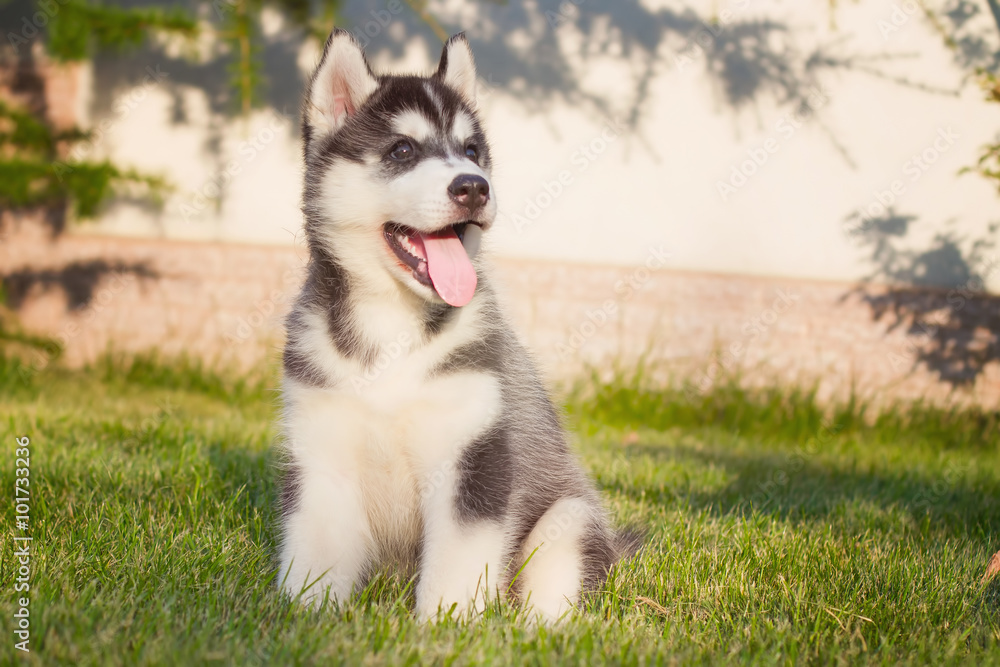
[1,354,998,665]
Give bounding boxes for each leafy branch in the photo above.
[960,70,1000,194]
[0,100,167,219]
[45,1,199,61]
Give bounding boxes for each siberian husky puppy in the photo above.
[278,28,639,621]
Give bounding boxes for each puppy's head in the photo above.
[302,29,496,308]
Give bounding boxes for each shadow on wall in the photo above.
[5,0,991,220]
[832,1,1000,389]
[0,0,986,252]
[85,0,974,162]
[943,0,1000,73]
[842,209,1000,387]
[2,259,157,311]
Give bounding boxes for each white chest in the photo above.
[283,353,502,557]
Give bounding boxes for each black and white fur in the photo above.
[278,29,640,621]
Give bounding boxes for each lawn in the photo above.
[1,355,998,665]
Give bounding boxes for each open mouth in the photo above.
[383,222,483,307]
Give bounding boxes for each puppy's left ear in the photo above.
[435,33,477,104]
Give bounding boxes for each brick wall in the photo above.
[2,215,998,408]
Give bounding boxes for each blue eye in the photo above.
[390,140,413,160]
[465,145,479,162]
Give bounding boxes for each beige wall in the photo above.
[66,0,999,292]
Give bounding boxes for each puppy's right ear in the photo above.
[305,29,378,142]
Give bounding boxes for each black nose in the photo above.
[448,174,490,212]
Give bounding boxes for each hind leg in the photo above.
[516,497,595,621]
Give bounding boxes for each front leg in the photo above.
[279,465,372,606]
[278,388,374,606]
[415,460,508,619]
[409,373,508,619]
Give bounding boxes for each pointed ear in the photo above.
[305,28,378,140]
[435,33,477,105]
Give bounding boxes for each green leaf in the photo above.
[46,0,198,62]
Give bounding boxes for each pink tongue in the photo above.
[416,228,477,307]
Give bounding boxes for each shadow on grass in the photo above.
[613,440,1000,542]
[205,441,278,521]
[984,576,1000,614]
[202,442,426,609]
